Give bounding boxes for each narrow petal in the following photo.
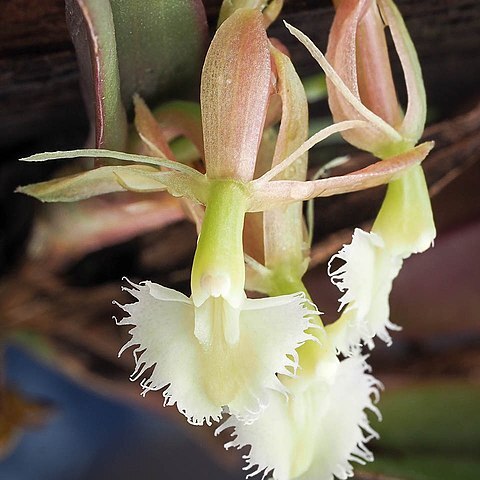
[118,281,314,425]
[218,355,380,480]
[201,8,271,181]
[327,228,403,352]
[378,0,426,145]
[262,45,309,275]
[285,22,402,146]
[20,149,203,177]
[255,120,367,184]
[20,149,209,204]
[248,142,433,211]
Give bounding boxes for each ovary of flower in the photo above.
[217,348,381,480]
[116,180,317,426]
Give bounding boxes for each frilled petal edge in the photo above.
[327,228,403,353]
[115,280,316,425]
[217,355,381,480]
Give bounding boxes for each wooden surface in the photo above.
[1,0,480,152]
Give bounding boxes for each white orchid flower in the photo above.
[217,341,381,480]
[286,0,436,353]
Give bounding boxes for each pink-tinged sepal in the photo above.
[201,9,272,181]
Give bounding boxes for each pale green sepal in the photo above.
[248,141,433,211]
[262,45,309,279]
[20,148,208,204]
[16,165,156,202]
[20,149,202,177]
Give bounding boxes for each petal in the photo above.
[327,228,403,352]
[116,280,223,425]
[249,142,433,210]
[228,293,316,422]
[117,281,314,425]
[325,0,403,154]
[378,0,427,145]
[285,22,402,150]
[218,355,380,480]
[262,45,309,276]
[201,8,271,181]
[20,148,202,176]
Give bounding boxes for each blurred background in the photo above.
[1,0,479,479]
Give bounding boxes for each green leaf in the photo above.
[65,0,207,158]
[66,0,128,151]
[110,0,208,111]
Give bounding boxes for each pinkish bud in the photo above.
[326,0,426,158]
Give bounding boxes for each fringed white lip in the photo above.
[115,279,316,426]
[217,354,381,480]
[327,228,403,353]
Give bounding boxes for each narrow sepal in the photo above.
[201,8,271,181]
[16,165,156,202]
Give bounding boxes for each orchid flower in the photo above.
[218,353,381,480]
[18,7,427,426]
[218,40,381,480]
[286,0,436,353]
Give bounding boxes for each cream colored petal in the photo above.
[218,355,380,480]
[327,229,403,353]
[116,280,223,425]
[228,293,317,422]
[117,281,315,425]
